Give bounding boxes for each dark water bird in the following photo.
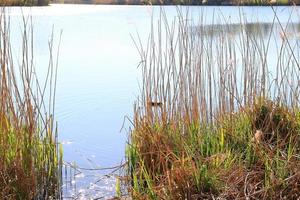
[147,101,163,107]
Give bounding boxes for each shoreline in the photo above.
[2,0,299,6]
[50,2,299,5]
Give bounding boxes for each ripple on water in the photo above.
[62,171,118,199]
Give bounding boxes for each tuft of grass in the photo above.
[127,8,300,199]
[0,9,61,199]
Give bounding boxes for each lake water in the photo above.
[7,4,300,199]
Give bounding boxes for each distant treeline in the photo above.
[0,0,49,5]
[1,0,299,6]
[53,0,299,5]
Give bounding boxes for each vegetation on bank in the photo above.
[0,10,62,199]
[126,8,300,199]
[139,0,296,5]
[0,0,48,6]
[54,0,299,6]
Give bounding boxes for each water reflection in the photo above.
[193,22,300,39]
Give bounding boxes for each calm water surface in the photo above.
[8,4,300,198]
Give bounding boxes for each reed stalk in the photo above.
[127,7,300,199]
[0,9,62,199]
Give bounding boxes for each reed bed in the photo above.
[0,10,62,199]
[126,7,300,199]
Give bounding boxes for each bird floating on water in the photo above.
[147,101,163,107]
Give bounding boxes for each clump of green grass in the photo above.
[127,8,300,199]
[0,9,62,199]
[128,100,300,199]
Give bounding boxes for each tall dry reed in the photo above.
[0,9,62,199]
[127,7,300,199]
